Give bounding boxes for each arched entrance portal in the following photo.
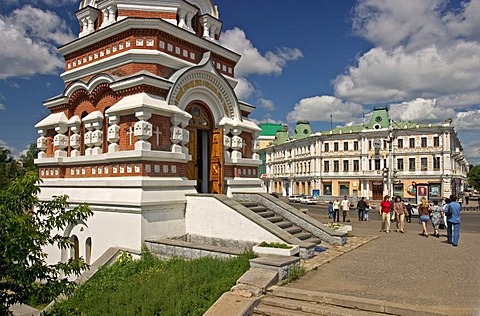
[185,102,224,193]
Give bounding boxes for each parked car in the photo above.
[300,196,318,205]
[288,195,299,203]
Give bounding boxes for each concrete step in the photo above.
[268,216,283,223]
[303,237,322,245]
[241,202,259,208]
[275,221,293,229]
[255,295,384,316]
[285,226,302,235]
[249,205,268,213]
[257,211,276,218]
[292,232,313,240]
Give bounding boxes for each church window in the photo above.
[159,41,165,49]
[167,43,173,51]
[92,168,96,175]
[78,59,81,65]
[88,55,93,61]
[119,43,124,50]
[175,47,181,54]
[106,48,110,55]
[154,165,160,173]
[183,49,188,57]
[120,166,125,173]
[228,67,232,74]
[127,165,132,173]
[146,39,154,47]
[70,235,79,260]
[216,63,221,69]
[73,61,77,67]
[94,52,98,59]
[81,168,85,175]
[190,52,195,60]
[113,166,118,173]
[112,46,117,53]
[146,165,151,173]
[104,166,108,174]
[67,63,71,69]
[135,165,141,173]
[126,40,131,47]
[163,165,169,173]
[222,65,227,71]
[85,238,92,265]
[100,50,104,57]
[83,57,87,63]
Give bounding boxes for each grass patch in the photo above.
[257,241,292,249]
[45,250,254,316]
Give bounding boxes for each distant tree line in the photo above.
[0,144,38,190]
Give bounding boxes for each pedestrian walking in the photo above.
[430,200,443,238]
[364,199,371,221]
[332,198,340,222]
[393,196,407,233]
[356,197,367,221]
[419,197,431,237]
[444,194,461,247]
[328,201,334,220]
[405,202,412,223]
[340,195,351,222]
[380,195,391,233]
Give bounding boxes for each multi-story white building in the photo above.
[261,107,468,201]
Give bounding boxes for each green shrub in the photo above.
[45,251,254,316]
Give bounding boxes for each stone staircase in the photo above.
[241,202,322,246]
[253,287,390,316]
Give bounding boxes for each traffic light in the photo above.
[382,167,389,183]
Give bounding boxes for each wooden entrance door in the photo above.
[185,103,223,193]
[209,128,224,194]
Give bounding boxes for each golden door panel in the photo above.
[209,128,224,194]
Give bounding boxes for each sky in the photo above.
[1,0,480,164]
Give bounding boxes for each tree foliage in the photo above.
[467,165,480,190]
[0,172,93,314]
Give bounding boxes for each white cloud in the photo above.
[233,77,255,100]
[0,5,74,80]
[219,27,303,77]
[286,96,363,123]
[462,139,480,165]
[0,104,6,110]
[336,0,480,109]
[258,98,275,111]
[389,98,456,122]
[249,117,285,126]
[453,110,480,131]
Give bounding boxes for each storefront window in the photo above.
[339,184,349,196]
[430,184,441,198]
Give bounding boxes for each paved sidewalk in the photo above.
[288,213,480,315]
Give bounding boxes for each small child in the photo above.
[328,201,334,220]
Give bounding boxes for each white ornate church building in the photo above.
[35,0,268,265]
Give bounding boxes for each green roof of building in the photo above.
[259,123,285,136]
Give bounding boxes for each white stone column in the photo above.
[53,123,68,158]
[223,127,231,158]
[170,115,184,154]
[82,111,104,156]
[230,128,243,159]
[134,110,153,151]
[107,115,120,153]
[68,116,81,157]
[36,131,47,159]
[100,9,109,28]
[252,132,260,160]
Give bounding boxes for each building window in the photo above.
[409,158,416,171]
[434,136,440,147]
[334,142,339,152]
[343,160,349,172]
[339,184,349,196]
[323,184,332,195]
[421,137,427,148]
[343,141,348,151]
[324,160,329,172]
[397,138,403,149]
[353,160,359,171]
[421,157,428,171]
[433,157,440,170]
[369,140,372,150]
[333,160,339,172]
[397,158,404,171]
[354,141,359,151]
[375,159,381,170]
[409,138,415,148]
[324,143,329,152]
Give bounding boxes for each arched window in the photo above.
[85,237,92,264]
[70,235,79,260]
